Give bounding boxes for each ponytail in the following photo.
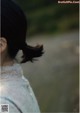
[1,0,44,63]
[20,43,44,63]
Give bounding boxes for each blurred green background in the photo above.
[15,0,79,112]
[16,0,79,37]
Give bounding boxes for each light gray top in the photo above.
[0,62,40,113]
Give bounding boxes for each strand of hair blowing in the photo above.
[20,42,44,63]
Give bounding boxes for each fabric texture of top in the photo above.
[0,61,40,113]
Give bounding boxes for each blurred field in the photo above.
[15,0,79,112]
[20,31,79,112]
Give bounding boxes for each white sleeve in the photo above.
[0,97,23,113]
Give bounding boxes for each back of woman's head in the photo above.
[1,0,43,63]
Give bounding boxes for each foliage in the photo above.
[16,0,79,37]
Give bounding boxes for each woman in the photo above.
[0,0,43,112]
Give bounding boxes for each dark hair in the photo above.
[1,0,43,63]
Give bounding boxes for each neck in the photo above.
[1,55,15,67]
[0,61,22,81]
